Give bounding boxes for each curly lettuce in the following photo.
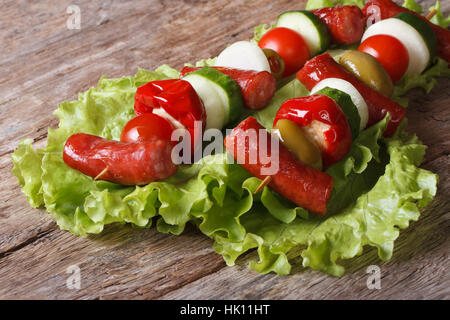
[393,58,450,99]
[252,24,274,44]
[11,139,44,208]
[213,127,437,276]
[402,0,424,14]
[403,0,449,28]
[305,0,365,10]
[428,1,450,28]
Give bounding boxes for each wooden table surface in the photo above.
[0,0,448,300]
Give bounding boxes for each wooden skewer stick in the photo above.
[254,176,272,194]
[426,9,437,20]
[94,166,109,181]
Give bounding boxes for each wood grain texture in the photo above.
[0,0,448,300]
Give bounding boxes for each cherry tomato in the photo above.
[258,27,310,77]
[121,113,175,145]
[358,35,409,83]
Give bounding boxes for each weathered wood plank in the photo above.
[0,223,226,299]
[0,0,448,300]
[404,80,450,164]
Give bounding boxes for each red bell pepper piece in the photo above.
[134,79,206,149]
[274,95,353,168]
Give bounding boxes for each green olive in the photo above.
[339,50,394,97]
[274,119,322,171]
[263,48,285,80]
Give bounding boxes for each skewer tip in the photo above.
[426,9,437,20]
[254,176,272,194]
[94,166,109,181]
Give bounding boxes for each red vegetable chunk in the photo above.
[180,66,276,110]
[120,113,175,145]
[296,53,406,137]
[258,27,311,76]
[274,95,353,168]
[63,133,177,185]
[134,79,206,150]
[358,35,410,83]
[224,116,334,215]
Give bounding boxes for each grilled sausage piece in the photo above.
[63,133,177,185]
[224,116,334,215]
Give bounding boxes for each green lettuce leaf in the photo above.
[305,0,365,10]
[185,57,217,68]
[251,24,274,43]
[214,128,437,276]
[428,1,450,28]
[195,58,217,67]
[11,139,44,208]
[393,58,450,98]
[402,0,424,14]
[403,0,449,28]
[326,117,389,214]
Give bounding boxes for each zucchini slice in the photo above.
[276,10,330,56]
[183,67,244,129]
